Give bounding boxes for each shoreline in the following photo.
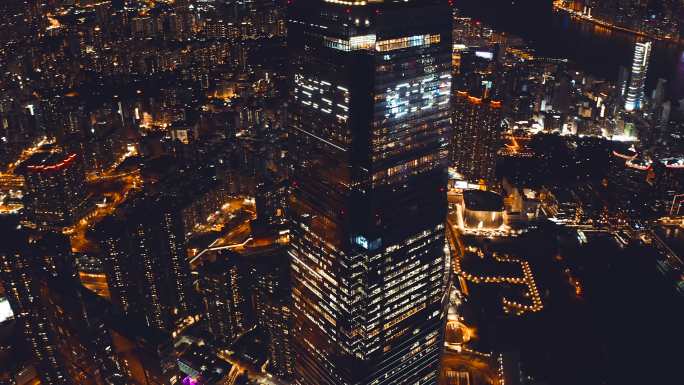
[552,1,682,46]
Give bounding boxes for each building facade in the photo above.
[624,40,652,112]
[0,218,71,385]
[452,91,503,185]
[94,195,197,335]
[21,152,89,230]
[265,294,295,379]
[287,1,452,384]
[199,255,243,347]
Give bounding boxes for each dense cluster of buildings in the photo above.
[0,1,682,385]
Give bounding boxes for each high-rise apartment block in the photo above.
[20,151,88,230]
[452,91,503,185]
[94,195,197,335]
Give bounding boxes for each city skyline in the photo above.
[0,1,683,385]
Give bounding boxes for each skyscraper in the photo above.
[287,2,452,384]
[624,40,652,112]
[452,91,503,185]
[199,245,295,378]
[250,246,295,379]
[199,255,243,347]
[38,277,129,385]
[94,195,197,335]
[264,293,295,379]
[251,246,290,329]
[0,217,71,385]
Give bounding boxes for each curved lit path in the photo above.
[446,216,543,316]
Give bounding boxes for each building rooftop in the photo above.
[463,189,504,212]
[178,345,233,384]
[19,151,78,174]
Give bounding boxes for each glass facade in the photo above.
[624,41,652,112]
[287,1,452,384]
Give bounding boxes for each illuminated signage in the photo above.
[354,235,382,251]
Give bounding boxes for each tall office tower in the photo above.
[288,2,452,384]
[452,91,503,186]
[0,218,71,385]
[625,40,652,112]
[20,151,88,230]
[94,196,197,334]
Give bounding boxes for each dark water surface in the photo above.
[456,0,684,99]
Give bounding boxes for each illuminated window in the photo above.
[324,34,376,51]
[376,34,441,52]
